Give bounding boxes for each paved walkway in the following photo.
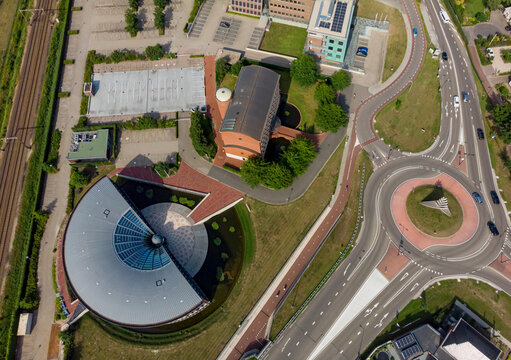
[391,173,479,250]
[490,254,511,281]
[377,242,411,281]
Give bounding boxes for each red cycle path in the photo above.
[391,173,479,250]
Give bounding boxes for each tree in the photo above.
[281,137,316,176]
[315,103,347,132]
[230,58,245,76]
[240,156,269,188]
[125,9,138,37]
[216,57,229,85]
[290,54,318,86]
[491,103,511,143]
[486,0,501,11]
[154,0,168,8]
[145,44,164,60]
[129,0,138,11]
[189,111,217,158]
[154,8,165,35]
[475,11,487,22]
[70,169,90,187]
[314,83,336,105]
[262,163,294,189]
[329,70,351,91]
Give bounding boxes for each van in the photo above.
[440,10,450,23]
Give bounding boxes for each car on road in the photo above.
[453,95,460,107]
[462,92,469,102]
[356,46,368,57]
[220,21,230,28]
[477,128,484,140]
[440,10,450,23]
[488,221,499,236]
[413,28,418,36]
[442,51,448,61]
[490,190,500,204]
[472,192,483,203]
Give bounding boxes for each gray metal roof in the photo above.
[63,177,206,327]
[220,65,280,141]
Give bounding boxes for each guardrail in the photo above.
[259,163,367,359]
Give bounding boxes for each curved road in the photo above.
[264,0,511,359]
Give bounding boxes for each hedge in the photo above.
[187,0,205,23]
[0,0,33,146]
[0,0,69,356]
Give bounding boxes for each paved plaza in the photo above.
[88,67,206,117]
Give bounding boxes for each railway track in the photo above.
[0,0,55,295]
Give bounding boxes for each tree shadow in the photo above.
[422,182,444,202]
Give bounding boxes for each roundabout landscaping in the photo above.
[405,185,463,237]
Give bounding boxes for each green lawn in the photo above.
[220,73,237,91]
[260,23,307,58]
[71,143,344,359]
[356,0,406,81]
[406,185,463,237]
[270,149,374,339]
[363,279,511,357]
[463,0,486,20]
[374,53,440,152]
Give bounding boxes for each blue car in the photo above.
[356,46,368,57]
[472,192,483,204]
[413,28,418,36]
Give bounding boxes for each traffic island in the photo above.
[405,185,463,237]
[391,173,478,250]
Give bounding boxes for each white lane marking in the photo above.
[400,272,409,281]
[282,337,291,352]
[344,263,351,276]
[410,282,420,292]
[304,331,308,336]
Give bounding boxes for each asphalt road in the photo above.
[0,0,55,296]
[264,0,511,359]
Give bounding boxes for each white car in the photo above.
[487,48,494,58]
[440,10,450,23]
[453,95,460,107]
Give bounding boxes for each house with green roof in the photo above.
[67,129,110,163]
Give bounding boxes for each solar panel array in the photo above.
[114,209,172,271]
[319,21,331,29]
[401,344,422,359]
[331,2,348,33]
[395,334,416,349]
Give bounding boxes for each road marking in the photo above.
[296,342,300,346]
[304,331,308,336]
[312,321,315,326]
[320,312,324,316]
[342,283,346,287]
[344,263,351,276]
[357,330,361,335]
[348,340,352,344]
[400,272,409,281]
[335,292,339,296]
[410,282,420,292]
[288,352,291,357]
[328,302,331,306]
[281,338,291,352]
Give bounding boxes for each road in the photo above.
[263,0,511,359]
[0,0,55,296]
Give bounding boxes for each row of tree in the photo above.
[125,0,168,37]
[240,137,316,189]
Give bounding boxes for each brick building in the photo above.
[228,0,315,24]
[219,66,280,163]
[306,0,355,64]
[228,0,264,16]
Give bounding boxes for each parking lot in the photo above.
[213,17,242,45]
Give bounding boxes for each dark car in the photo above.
[356,46,368,57]
[442,51,448,61]
[472,192,483,203]
[477,128,484,140]
[490,190,500,204]
[220,21,230,28]
[506,25,511,31]
[488,221,499,236]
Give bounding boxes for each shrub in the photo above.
[154,8,165,35]
[171,195,178,202]
[230,58,245,76]
[145,44,164,60]
[125,9,138,37]
[67,185,75,214]
[187,0,206,23]
[70,168,90,187]
[290,54,318,86]
[222,217,227,222]
[189,111,217,158]
[121,115,176,130]
[216,57,229,85]
[67,29,79,35]
[179,196,188,204]
[329,70,351,90]
[229,226,235,232]
[212,222,219,230]
[129,0,138,11]
[475,11,487,22]
[314,82,336,105]
[145,189,154,198]
[59,331,75,360]
[71,6,82,10]
[221,252,229,260]
[315,103,347,132]
[216,267,224,282]
[213,237,221,246]
[58,92,70,98]
[187,199,195,207]
[151,160,178,178]
[63,59,74,64]
[154,0,168,8]
[45,129,62,171]
[395,98,402,110]
[80,95,88,115]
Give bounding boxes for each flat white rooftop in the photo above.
[88,67,206,117]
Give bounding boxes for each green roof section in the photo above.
[67,129,109,161]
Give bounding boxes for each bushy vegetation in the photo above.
[128,0,138,11]
[125,9,138,37]
[145,44,164,60]
[491,102,511,143]
[329,70,351,91]
[122,115,176,130]
[230,58,245,76]
[70,168,91,187]
[315,103,347,132]
[189,111,217,158]
[0,0,32,147]
[19,211,50,311]
[151,155,180,178]
[187,0,205,24]
[43,129,61,173]
[0,0,69,355]
[314,82,336,105]
[59,331,75,360]
[240,137,316,189]
[216,57,229,85]
[153,0,167,34]
[290,54,318,86]
[502,49,511,63]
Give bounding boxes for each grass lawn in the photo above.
[374,53,440,152]
[71,143,344,359]
[463,0,485,20]
[502,49,511,63]
[260,23,307,58]
[274,70,319,132]
[0,0,18,55]
[220,73,237,91]
[363,279,511,357]
[356,0,406,82]
[269,149,373,339]
[406,185,463,237]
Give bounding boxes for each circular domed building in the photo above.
[63,177,209,328]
